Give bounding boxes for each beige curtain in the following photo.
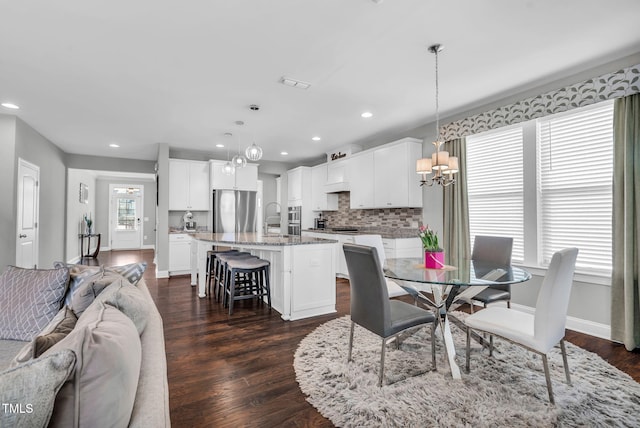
[443,137,470,262]
[611,93,640,351]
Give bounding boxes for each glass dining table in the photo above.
[384,257,531,379]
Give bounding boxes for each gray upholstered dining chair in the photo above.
[343,243,437,387]
[464,247,578,404]
[353,234,409,298]
[467,235,514,312]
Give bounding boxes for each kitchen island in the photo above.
[190,232,338,321]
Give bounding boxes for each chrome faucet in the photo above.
[264,201,282,233]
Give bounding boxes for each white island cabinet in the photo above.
[190,233,338,321]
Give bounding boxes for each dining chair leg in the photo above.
[347,321,354,362]
[465,327,471,373]
[379,339,386,387]
[560,339,572,385]
[489,335,494,357]
[507,301,511,309]
[431,324,437,370]
[542,354,555,405]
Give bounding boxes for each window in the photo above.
[466,127,524,262]
[537,103,613,273]
[466,100,614,278]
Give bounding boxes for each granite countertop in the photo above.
[169,227,210,234]
[303,227,418,239]
[190,232,338,246]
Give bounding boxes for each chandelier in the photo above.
[417,44,458,187]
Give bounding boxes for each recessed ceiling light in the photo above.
[312,136,321,141]
[280,151,289,156]
[361,111,373,118]
[1,102,19,109]
[216,144,224,148]
[109,143,120,148]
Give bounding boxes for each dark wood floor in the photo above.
[97,249,640,428]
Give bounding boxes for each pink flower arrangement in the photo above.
[418,225,441,252]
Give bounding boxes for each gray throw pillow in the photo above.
[0,266,70,341]
[0,349,76,428]
[43,301,142,428]
[105,262,147,285]
[53,262,103,306]
[67,270,123,317]
[95,279,150,334]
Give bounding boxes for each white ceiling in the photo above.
[1,0,639,165]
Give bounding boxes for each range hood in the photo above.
[324,181,350,193]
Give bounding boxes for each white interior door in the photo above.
[16,159,40,268]
[110,185,143,250]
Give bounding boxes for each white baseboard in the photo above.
[67,256,81,264]
[142,244,155,250]
[156,269,169,279]
[101,246,111,252]
[511,303,611,340]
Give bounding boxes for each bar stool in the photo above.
[206,249,239,298]
[225,257,271,315]
[215,252,258,303]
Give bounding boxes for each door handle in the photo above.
[19,234,27,238]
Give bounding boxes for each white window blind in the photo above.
[467,127,524,262]
[537,101,614,274]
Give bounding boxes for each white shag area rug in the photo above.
[294,313,640,427]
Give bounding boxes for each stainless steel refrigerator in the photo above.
[212,190,258,233]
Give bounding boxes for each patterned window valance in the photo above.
[441,63,640,141]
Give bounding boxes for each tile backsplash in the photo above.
[321,192,422,228]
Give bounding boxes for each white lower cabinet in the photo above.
[382,237,422,259]
[169,234,192,274]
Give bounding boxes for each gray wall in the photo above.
[66,154,156,174]
[14,118,67,268]
[156,144,170,275]
[0,116,17,270]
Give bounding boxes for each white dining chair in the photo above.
[464,247,578,404]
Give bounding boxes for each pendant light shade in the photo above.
[232,154,247,168]
[222,161,235,176]
[245,142,263,161]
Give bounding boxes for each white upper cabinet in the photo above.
[311,164,338,211]
[373,138,423,208]
[169,159,210,211]
[349,151,375,209]
[287,167,307,206]
[210,160,258,191]
[234,163,258,191]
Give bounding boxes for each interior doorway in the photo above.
[16,158,40,268]
[109,184,144,250]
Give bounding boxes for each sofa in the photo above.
[0,263,170,428]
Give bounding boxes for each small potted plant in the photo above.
[84,213,93,235]
[419,225,445,269]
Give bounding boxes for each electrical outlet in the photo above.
[143,235,147,240]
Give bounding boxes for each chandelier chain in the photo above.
[434,46,440,142]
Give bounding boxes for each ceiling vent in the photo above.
[280,77,311,90]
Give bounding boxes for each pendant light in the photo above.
[245,142,263,161]
[222,133,235,175]
[232,120,247,168]
[416,43,458,187]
